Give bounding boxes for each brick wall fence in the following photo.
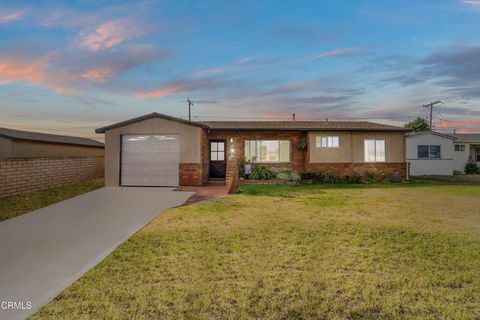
[0,156,104,198]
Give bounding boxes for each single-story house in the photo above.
[452,134,480,173]
[95,112,410,187]
[406,131,480,175]
[0,127,104,158]
[406,131,456,176]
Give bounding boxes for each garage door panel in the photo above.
[121,135,180,186]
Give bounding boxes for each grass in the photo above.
[0,178,104,222]
[33,182,480,319]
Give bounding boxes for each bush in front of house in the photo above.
[363,169,379,183]
[276,170,301,182]
[323,168,337,184]
[345,173,362,184]
[464,162,480,174]
[249,166,276,180]
[301,171,324,182]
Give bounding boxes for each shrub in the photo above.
[345,173,362,184]
[238,158,247,178]
[323,168,337,184]
[250,166,276,180]
[383,169,402,183]
[465,162,480,174]
[276,170,301,182]
[301,171,324,182]
[363,170,379,183]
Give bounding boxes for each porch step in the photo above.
[207,179,226,186]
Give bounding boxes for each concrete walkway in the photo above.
[0,187,194,320]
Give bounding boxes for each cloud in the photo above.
[137,78,230,98]
[379,46,480,99]
[462,0,480,5]
[80,68,114,82]
[312,48,360,60]
[0,43,169,94]
[0,9,26,24]
[78,17,148,52]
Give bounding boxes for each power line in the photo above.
[422,99,444,130]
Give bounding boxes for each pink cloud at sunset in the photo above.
[436,119,480,133]
[137,85,185,98]
[0,58,48,84]
[0,9,26,24]
[80,68,114,82]
[78,18,148,52]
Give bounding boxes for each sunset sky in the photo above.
[1,0,480,140]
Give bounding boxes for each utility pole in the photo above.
[187,97,194,121]
[422,100,443,130]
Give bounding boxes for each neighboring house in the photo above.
[452,134,480,173]
[406,131,480,175]
[406,131,456,176]
[0,127,104,158]
[95,112,410,187]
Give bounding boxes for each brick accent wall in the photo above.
[205,130,407,180]
[226,159,239,193]
[206,130,307,172]
[0,156,104,198]
[306,162,407,179]
[179,163,203,186]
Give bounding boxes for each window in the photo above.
[245,140,290,162]
[210,141,225,161]
[476,148,480,162]
[455,144,465,152]
[364,139,385,162]
[418,145,441,159]
[316,136,339,148]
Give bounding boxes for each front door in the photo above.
[209,140,226,179]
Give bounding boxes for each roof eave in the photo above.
[95,112,208,133]
[207,128,411,132]
[4,136,104,148]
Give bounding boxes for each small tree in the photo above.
[405,117,429,132]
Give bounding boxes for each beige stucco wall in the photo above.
[10,140,104,158]
[309,131,406,163]
[103,117,202,186]
[352,131,406,163]
[0,136,12,158]
[309,131,353,163]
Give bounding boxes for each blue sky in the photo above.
[1,0,480,139]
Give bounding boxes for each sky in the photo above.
[1,0,480,140]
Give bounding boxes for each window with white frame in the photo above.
[245,140,290,162]
[418,145,441,159]
[315,136,339,148]
[455,144,465,152]
[364,139,386,162]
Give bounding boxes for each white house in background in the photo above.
[407,132,480,175]
[451,134,480,173]
[406,131,455,176]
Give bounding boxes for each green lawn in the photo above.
[0,178,104,222]
[33,182,480,319]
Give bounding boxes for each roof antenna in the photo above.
[187,97,194,121]
[292,113,296,122]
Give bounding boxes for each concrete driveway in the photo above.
[0,187,194,320]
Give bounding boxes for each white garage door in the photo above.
[121,135,180,186]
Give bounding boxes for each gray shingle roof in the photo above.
[0,127,104,148]
[451,134,480,143]
[201,120,410,131]
[95,112,410,133]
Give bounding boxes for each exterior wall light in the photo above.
[229,138,235,159]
